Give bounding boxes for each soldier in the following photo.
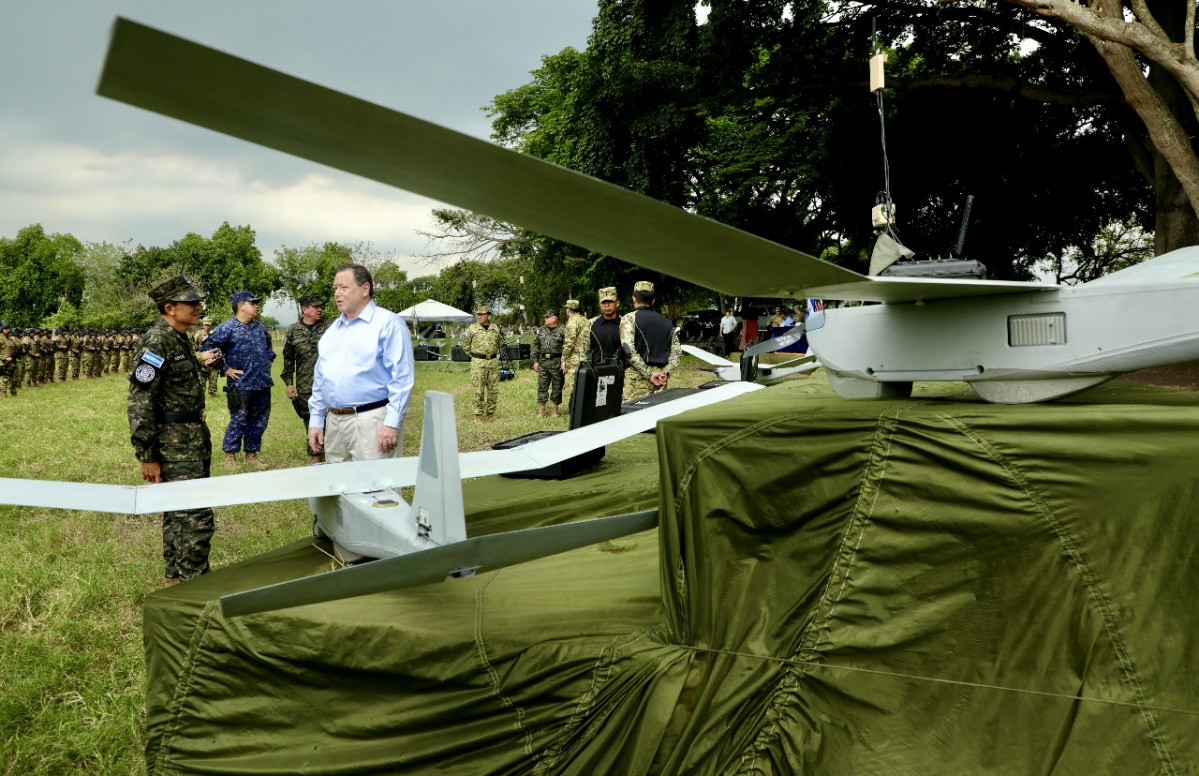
[281,293,330,463]
[588,287,624,364]
[560,299,588,406]
[620,280,681,401]
[460,305,503,423]
[127,275,220,587]
[21,329,37,388]
[193,318,219,396]
[68,328,83,379]
[0,322,15,398]
[118,329,134,374]
[533,309,566,417]
[205,291,276,469]
[52,328,69,382]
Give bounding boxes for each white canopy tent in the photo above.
[395,299,474,323]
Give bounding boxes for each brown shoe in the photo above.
[538,402,546,417]
[552,404,561,418]
[245,453,265,469]
[487,414,496,423]
[163,576,181,588]
[473,416,482,425]
[308,455,322,465]
[223,452,237,469]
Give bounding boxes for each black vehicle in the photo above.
[678,310,721,343]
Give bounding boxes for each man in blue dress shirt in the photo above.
[205,291,275,469]
[308,264,415,463]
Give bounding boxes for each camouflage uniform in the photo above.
[68,330,83,379]
[620,281,682,401]
[193,321,219,396]
[128,277,214,581]
[204,293,276,456]
[560,300,589,403]
[461,307,503,419]
[533,315,566,407]
[52,330,69,382]
[281,299,330,457]
[20,332,35,387]
[118,331,134,375]
[0,327,15,397]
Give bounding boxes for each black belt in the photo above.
[161,411,202,424]
[541,353,561,358]
[328,398,388,415]
[471,354,496,360]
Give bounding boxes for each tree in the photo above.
[119,222,279,323]
[484,0,1158,285]
[366,260,410,313]
[0,225,85,327]
[942,0,1199,254]
[274,241,356,315]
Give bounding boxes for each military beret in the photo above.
[633,280,654,294]
[564,299,580,311]
[475,305,492,314]
[598,287,618,302]
[298,293,325,307]
[150,274,206,304]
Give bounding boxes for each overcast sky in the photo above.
[0,1,598,285]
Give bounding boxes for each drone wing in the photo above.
[97,18,1055,304]
[0,383,759,514]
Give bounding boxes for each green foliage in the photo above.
[366,260,411,313]
[0,225,86,327]
[119,222,280,322]
[274,241,355,316]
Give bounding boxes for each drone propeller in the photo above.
[219,509,659,617]
[96,18,1053,304]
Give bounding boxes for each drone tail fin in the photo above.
[408,391,467,546]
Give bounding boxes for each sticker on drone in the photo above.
[133,364,157,384]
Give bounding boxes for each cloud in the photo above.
[0,140,444,266]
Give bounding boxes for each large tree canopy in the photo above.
[0,225,85,327]
[477,0,1166,291]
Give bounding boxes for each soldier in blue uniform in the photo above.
[204,291,276,469]
[127,275,220,586]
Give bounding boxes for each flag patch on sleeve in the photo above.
[141,351,165,368]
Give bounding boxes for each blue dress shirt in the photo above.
[309,300,415,430]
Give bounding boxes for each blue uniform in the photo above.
[205,317,276,454]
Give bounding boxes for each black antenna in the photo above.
[952,194,975,258]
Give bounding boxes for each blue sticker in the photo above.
[141,351,164,367]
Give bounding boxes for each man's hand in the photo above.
[225,367,244,381]
[378,425,399,453]
[285,384,296,399]
[198,348,221,367]
[533,362,541,372]
[308,426,324,453]
[650,371,669,388]
[141,461,162,483]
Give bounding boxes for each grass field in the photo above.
[0,346,745,775]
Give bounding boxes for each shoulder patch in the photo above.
[141,351,165,368]
[133,363,157,384]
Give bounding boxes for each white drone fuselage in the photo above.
[809,251,1199,403]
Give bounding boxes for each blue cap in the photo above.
[230,291,261,310]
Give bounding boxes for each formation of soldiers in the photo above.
[0,323,141,397]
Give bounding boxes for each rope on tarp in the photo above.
[681,643,1199,719]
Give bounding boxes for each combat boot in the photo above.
[487,414,496,423]
[308,455,322,465]
[538,402,546,417]
[223,452,237,469]
[552,403,561,418]
[245,453,265,469]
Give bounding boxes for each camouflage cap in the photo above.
[633,280,655,294]
[150,274,206,304]
[200,317,214,325]
[543,310,558,318]
[475,305,492,314]
[598,287,618,302]
[564,299,580,311]
[298,293,325,307]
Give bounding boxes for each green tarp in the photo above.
[145,380,1199,774]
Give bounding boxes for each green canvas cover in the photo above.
[144,380,1199,774]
